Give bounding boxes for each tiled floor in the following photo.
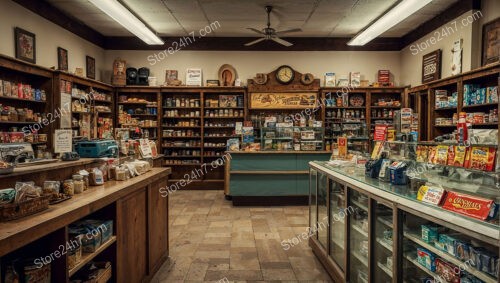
[151,190,333,283]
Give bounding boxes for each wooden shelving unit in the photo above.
[0,55,53,151]
[115,87,161,143]
[161,87,246,189]
[54,71,114,139]
[407,63,499,141]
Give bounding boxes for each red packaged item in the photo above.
[17,83,23,98]
[374,125,388,141]
[435,258,460,283]
[446,146,456,166]
[468,146,496,172]
[442,191,496,220]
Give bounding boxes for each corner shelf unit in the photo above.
[161,87,246,189]
[115,87,161,144]
[408,63,499,141]
[54,71,114,139]
[0,55,53,150]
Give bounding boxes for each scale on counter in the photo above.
[0,143,58,167]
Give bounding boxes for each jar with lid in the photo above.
[63,179,75,196]
[72,175,84,194]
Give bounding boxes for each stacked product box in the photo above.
[463,84,498,106]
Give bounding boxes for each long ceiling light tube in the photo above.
[88,0,164,45]
[348,0,433,46]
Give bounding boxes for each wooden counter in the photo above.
[225,151,331,205]
[0,165,171,282]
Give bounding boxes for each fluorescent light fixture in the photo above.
[347,0,433,46]
[88,0,164,45]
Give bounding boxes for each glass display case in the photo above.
[329,179,346,271]
[260,126,324,151]
[308,156,499,283]
[317,171,328,249]
[349,189,370,283]
[326,120,369,153]
[309,168,318,240]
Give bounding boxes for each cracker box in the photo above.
[442,191,497,220]
[487,86,498,103]
[435,258,460,283]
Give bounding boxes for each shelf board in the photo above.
[72,111,91,114]
[162,146,201,149]
[0,121,38,125]
[162,136,201,139]
[0,96,46,104]
[164,155,201,158]
[230,170,309,175]
[204,136,240,138]
[130,114,157,117]
[203,155,228,159]
[377,216,393,229]
[68,236,116,277]
[404,253,438,278]
[162,126,201,129]
[92,99,112,104]
[351,250,368,267]
[204,116,244,119]
[371,106,401,109]
[462,103,498,109]
[404,232,497,283]
[351,199,368,212]
[204,126,235,128]
[352,223,368,238]
[163,116,201,119]
[118,102,155,105]
[326,106,366,109]
[434,107,457,111]
[204,107,244,109]
[377,261,393,278]
[376,237,393,252]
[472,122,498,126]
[434,125,456,128]
[203,146,226,149]
[163,107,201,109]
[164,163,201,166]
[371,117,393,120]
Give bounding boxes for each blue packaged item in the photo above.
[474,88,487,105]
[417,247,436,272]
[439,234,457,256]
[389,161,409,185]
[421,225,439,243]
[34,89,41,101]
[365,158,383,178]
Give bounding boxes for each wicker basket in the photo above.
[0,195,51,221]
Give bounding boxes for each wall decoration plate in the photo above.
[253,73,268,85]
[301,73,314,85]
[349,94,364,107]
[218,64,236,86]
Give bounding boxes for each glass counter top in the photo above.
[310,161,500,236]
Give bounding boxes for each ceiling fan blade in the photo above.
[271,37,293,47]
[276,28,302,35]
[247,28,265,35]
[244,38,267,46]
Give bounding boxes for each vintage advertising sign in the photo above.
[249,92,318,109]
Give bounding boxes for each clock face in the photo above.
[276,65,294,84]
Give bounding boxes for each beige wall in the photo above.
[0,1,105,80]
[104,50,401,86]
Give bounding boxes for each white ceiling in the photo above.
[45,0,459,38]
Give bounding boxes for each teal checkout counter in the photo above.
[224,151,331,205]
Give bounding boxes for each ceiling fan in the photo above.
[245,5,302,47]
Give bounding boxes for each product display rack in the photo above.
[115,87,161,144]
[309,161,499,283]
[321,87,404,152]
[54,71,114,139]
[0,55,53,150]
[410,63,499,141]
[161,87,246,189]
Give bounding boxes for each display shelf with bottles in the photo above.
[116,87,160,142]
[368,89,403,133]
[0,55,53,152]
[259,126,324,151]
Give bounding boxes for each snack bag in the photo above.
[434,145,449,165]
[447,146,456,166]
[469,147,496,171]
[453,146,467,167]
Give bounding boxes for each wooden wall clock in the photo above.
[247,66,320,92]
[275,65,294,84]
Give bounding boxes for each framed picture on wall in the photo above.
[57,47,68,71]
[14,27,36,64]
[421,49,441,83]
[86,56,95,79]
[482,17,500,66]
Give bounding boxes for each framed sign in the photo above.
[57,47,68,71]
[54,129,72,153]
[421,49,441,83]
[86,55,95,79]
[14,27,36,64]
[482,17,500,66]
[249,92,318,109]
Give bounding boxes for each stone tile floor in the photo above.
[151,190,333,283]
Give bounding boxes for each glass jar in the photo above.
[63,179,75,196]
[72,175,84,194]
